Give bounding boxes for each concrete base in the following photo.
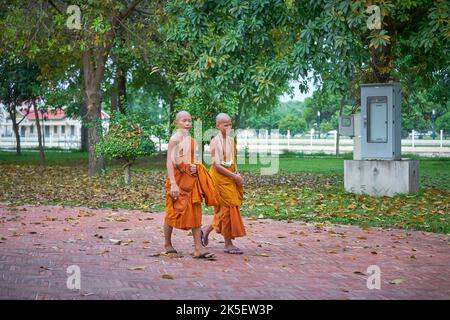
[344,159,419,197]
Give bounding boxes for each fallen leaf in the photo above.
[39,266,53,271]
[128,266,145,271]
[256,253,269,257]
[109,239,121,245]
[108,218,129,222]
[389,279,405,285]
[148,253,161,257]
[82,292,95,296]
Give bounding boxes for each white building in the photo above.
[0,102,109,150]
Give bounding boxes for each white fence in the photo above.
[0,135,81,150]
[1,129,449,157]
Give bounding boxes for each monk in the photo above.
[201,113,246,254]
[164,110,218,260]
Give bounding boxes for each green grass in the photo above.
[0,150,88,166]
[1,150,449,187]
[1,150,448,233]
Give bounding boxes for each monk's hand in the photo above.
[234,173,244,187]
[170,184,180,200]
[190,164,197,174]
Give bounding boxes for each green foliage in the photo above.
[0,57,41,106]
[279,114,307,134]
[96,113,155,163]
[436,112,450,133]
[165,0,293,123]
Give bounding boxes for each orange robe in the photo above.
[210,162,246,240]
[165,138,219,230]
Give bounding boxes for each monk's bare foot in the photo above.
[192,250,216,260]
[164,246,178,254]
[224,244,243,254]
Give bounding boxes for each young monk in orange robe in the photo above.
[201,113,246,254]
[164,111,218,259]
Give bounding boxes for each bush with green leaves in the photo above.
[436,112,450,134]
[96,113,155,183]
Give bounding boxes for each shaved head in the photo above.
[175,110,191,120]
[216,113,231,125]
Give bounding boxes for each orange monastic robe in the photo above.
[210,141,246,240]
[165,138,219,230]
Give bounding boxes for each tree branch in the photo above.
[47,0,63,15]
[117,0,144,22]
[17,105,32,125]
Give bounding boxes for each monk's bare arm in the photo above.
[166,137,179,186]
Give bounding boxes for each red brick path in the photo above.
[0,203,448,300]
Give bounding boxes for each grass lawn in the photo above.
[0,150,449,233]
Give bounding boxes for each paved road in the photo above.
[0,203,448,299]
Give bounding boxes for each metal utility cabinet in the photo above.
[360,83,402,160]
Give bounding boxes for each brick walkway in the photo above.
[0,203,448,300]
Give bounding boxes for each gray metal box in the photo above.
[339,115,355,137]
[360,83,402,160]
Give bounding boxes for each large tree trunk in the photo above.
[116,65,127,114]
[32,98,45,163]
[12,121,21,155]
[80,101,89,152]
[7,106,21,155]
[83,49,106,177]
[370,16,395,83]
[79,73,89,153]
[85,89,105,176]
[80,0,142,175]
[110,65,127,116]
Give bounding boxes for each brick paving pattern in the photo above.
[0,203,449,299]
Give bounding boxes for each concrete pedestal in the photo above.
[344,159,419,197]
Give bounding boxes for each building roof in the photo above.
[16,106,110,121]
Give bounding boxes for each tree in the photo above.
[436,112,450,134]
[165,0,294,130]
[0,57,40,155]
[96,113,155,184]
[1,0,155,176]
[279,114,307,134]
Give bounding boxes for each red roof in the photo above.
[17,107,110,120]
